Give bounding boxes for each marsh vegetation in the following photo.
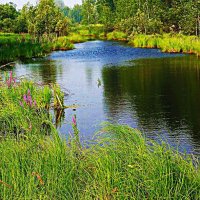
[1,0,200,199]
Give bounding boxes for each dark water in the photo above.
[2,40,200,155]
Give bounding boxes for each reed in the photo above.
[0,123,199,199]
[107,31,128,41]
[52,37,74,51]
[66,33,90,43]
[0,72,64,136]
[129,34,200,56]
[0,77,199,199]
[0,34,48,64]
[0,34,74,65]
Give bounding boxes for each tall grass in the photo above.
[71,24,105,39]
[107,31,128,41]
[0,123,199,199]
[52,37,74,51]
[129,34,200,56]
[0,72,64,136]
[0,34,74,64]
[0,76,199,199]
[65,33,89,43]
[0,34,52,64]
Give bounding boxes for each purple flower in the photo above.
[29,99,32,107]
[27,89,31,96]
[9,71,12,80]
[27,94,32,102]
[19,101,23,107]
[6,80,11,87]
[72,116,77,126]
[6,71,15,88]
[23,95,27,102]
[22,89,36,108]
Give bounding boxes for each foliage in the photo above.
[0,34,74,64]
[0,118,199,199]
[107,31,127,41]
[0,73,65,135]
[66,5,83,23]
[0,34,48,64]
[129,34,200,56]
[81,0,200,36]
[52,37,74,51]
[0,3,19,32]
[65,33,89,43]
[0,76,51,136]
[82,0,98,25]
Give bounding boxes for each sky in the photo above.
[0,0,82,9]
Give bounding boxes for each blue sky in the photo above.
[0,0,82,9]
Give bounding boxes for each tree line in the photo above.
[81,0,200,36]
[0,0,200,36]
[0,0,82,36]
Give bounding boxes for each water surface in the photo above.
[2,40,200,155]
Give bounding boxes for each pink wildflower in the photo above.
[23,95,27,102]
[19,101,23,107]
[33,100,37,107]
[72,115,77,126]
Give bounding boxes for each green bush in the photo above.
[129,34,200,56]
[107,31,128,41]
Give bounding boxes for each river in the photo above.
[2,40,200,155]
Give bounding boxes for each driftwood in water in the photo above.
[0,62,16,69]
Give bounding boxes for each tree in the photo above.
[55,17,70,36]
[82,0,98,25]
[0,3,19,32]
[70,5,83,23]
[96,0,115,31]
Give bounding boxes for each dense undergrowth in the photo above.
[69,25,200,56]
[0,71,64,136]
[0,75,200,199]
[0,33,74,65]
[1,27,200,66]
[129,34,200,56]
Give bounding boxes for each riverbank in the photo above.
[70,26,200,56]
[129,34,200,56]
[0,76,200,199]
[102,31,200,56]
[1,31,199,66]
[0,33,74,65]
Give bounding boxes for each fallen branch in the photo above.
[0,62,16,69]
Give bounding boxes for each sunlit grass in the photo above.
[0,122,199,199]
[0,76,199,199]
[0,33,74,64]
[66,33,90,43]
[0,73,63,136]
[52,37,74,51]
[0,34,48,64]
[129,34,200,56]
[107,31,128,41]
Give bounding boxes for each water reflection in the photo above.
[1,40,200,155]
[12,59,61,84]
[102,56,200,154]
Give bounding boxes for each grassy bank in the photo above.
[73,26,200,57]
[0,72,64,135]
[107,31,128,41]
[0,33,74,65]
[0,76,199,199]
[129,34,200,56]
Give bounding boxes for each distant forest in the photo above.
[0,0,200,36]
